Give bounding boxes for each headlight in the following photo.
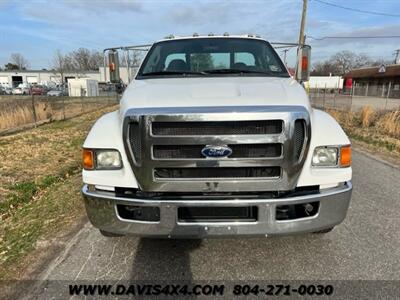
[96,150,122,169]
[312,146,338,167]
[83,149,122,170]
[312,145,351,168]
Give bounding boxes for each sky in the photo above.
[0,0,399,69]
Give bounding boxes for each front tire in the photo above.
[99,230,124,237]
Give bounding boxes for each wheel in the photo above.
[99,230,124,237]
[312,227,334,234]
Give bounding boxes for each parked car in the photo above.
[12,84,30,95]
[12,87,24,95]
[31,85,47,95]
[2,86,13,95]
[47,88,68,96]
[82,35,352,238]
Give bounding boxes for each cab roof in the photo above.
[157,34,266,43]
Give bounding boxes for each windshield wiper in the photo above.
[202,69,273,75]
[141,70,206,76]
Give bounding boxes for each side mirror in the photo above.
[108,50,120,83]
[295,45,311,82]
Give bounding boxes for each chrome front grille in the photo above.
[123,106,311,193]
[154,167,281,179]
[153,144,282,159]
[152,120,283,136]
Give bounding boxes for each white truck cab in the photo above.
[82,35,352,238]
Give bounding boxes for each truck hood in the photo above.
[119,77,311,115]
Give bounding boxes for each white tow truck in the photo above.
[82,35,352,238]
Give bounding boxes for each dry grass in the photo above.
[326,107,400,154]
[376,110,400,139]
[0,102,53,130]
[360,106,375,128]
[0,97,116,132]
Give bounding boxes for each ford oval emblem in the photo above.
[201,145,232,158]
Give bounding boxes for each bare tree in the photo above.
[89,51,104,69]
[329,51,373,75]
[52,50,69,84]
[70,48,103,71]
[312,51,374,76]
[10,53,30,70]
[311,61,340,76]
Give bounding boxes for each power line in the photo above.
[308,35,400,41]
[313,0,400,18]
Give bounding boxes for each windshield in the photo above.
[137,38,289,78]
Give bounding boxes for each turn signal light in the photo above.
[340,146,351,167]
[301,55,308,70]
[83,149,94,170]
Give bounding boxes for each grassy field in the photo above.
[0,105,118,280]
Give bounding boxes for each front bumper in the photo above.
[82,182,352,238]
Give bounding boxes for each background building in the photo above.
[0,70,100,88]
[344,64,400,98]
[0,67,139,88]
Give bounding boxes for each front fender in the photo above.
[297,109,352,188]
[82,110,139,189]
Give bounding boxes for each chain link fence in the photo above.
[309,88,400,112]
[0,94,120,135]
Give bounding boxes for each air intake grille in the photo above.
[129,122,141,162]
[152,120,283,136]
[154,167,281,179]
[294,120,305,160]
[153,144,282,159]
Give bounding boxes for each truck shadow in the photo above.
[129,238,201,281]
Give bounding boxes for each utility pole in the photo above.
[298,0,308,46]
[295,0,308,80]
[394,49,400,64]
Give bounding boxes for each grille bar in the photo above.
[153,144,282,159]
[152,120,283,136]
[154,167,281,179]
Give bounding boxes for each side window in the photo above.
[263,50,283,73]
[234,52,255,66]
[142,46,161,73]
[165,53,186,69]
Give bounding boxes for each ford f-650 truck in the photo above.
[82,35,352,238]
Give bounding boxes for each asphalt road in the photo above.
[23,149,400,298]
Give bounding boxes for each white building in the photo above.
[306,76,344,90]
[0,70,100,88]
[0,67,140,88]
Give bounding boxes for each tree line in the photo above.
[311,50,393,76]
[1,48,103,72]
